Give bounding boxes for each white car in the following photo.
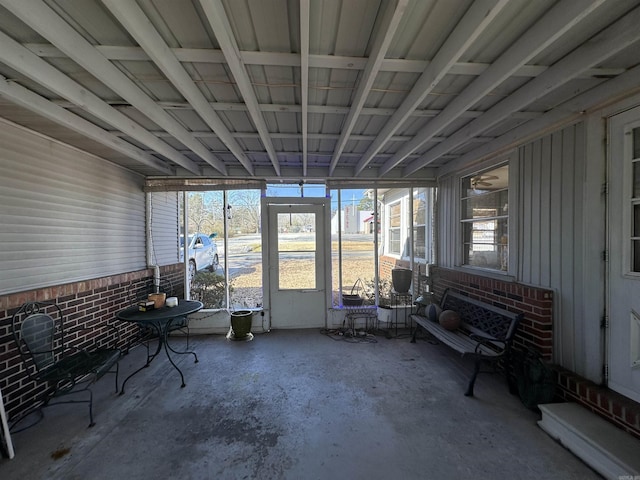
[180,233,219,281]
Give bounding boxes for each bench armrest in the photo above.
[469,333,506,355]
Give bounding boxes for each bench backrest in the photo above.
[440,289,522,342]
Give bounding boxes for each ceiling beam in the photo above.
[121,129,482,144]
[139,148,442,162]
[0,74,174,175]
[0,29,201,175]
[0,0,228,175]
[353,0,512,176]
[405,1,640,176]
[383,0,608,176]
[101,0,251,176]
[54,99,544,119]
[198,0,281,176]
[439,63,640,178]
[300,0,310,176]
[328,0,408,176]
[24,43,625,79]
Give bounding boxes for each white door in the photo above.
[263,198,329,328]
[608,105,640,403]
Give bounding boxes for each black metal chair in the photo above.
[11,302,121,430]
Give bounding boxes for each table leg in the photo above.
[165,317,198,364]
[119,324,163,395]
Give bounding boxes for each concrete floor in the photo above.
[1,328,599,480]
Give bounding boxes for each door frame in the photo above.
[260,197,331,329]
[606,104,640,403]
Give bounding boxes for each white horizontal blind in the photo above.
[0,120,146,294]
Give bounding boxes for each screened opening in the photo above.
[178,184,434,310]
[182,189,263,310]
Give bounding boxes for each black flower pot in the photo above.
[391,268,412,293]
[230,310,254,339]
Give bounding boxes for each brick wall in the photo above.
[0,264,184,423]
[429,266,553,360]
[429,266,640,440]
[555,367,640,440]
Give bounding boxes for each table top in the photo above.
[116,299,203,324]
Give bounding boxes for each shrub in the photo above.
[191,271,233,309]
[362,277,392,306]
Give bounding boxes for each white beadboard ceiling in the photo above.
[0,0,639,183]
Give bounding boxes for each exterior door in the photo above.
[263,198,329,328]
[608,105,640,403]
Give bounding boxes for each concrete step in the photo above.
[538,403,640,479]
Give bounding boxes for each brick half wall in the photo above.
[0,264,184,423]
[429,266,553,360]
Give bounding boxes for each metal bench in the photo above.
[411,289,522,397]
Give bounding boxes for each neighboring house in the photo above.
[330,205,371,234]
[376,187,434,281]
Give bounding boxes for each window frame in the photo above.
[412,188,428,262]
[460,163,511,273]
[387,199,402,256]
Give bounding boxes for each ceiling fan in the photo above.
[471,174,499,189]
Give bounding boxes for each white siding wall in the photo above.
[0,120,146,294]
[437,122,605,381]
[518,122,604,379]
[437,175,459,268]
[149,191,180,266]
[519,124,582,371]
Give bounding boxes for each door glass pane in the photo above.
[277,213,316,289]
[277,213,316,251]
[634,204,640,237]
[633,127,640,159]
[634,162,640,198]
[278,252,316,289]
[633,240,640,272]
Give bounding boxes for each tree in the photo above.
[228,190,261,234]
[358,196,373,212]
[188,192,224,235]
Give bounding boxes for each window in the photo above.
[461,165,509,271]
[388,201,401,255]
[412,188,427,260]
[632,127,640,271]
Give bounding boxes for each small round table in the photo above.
[116,300,203,393]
